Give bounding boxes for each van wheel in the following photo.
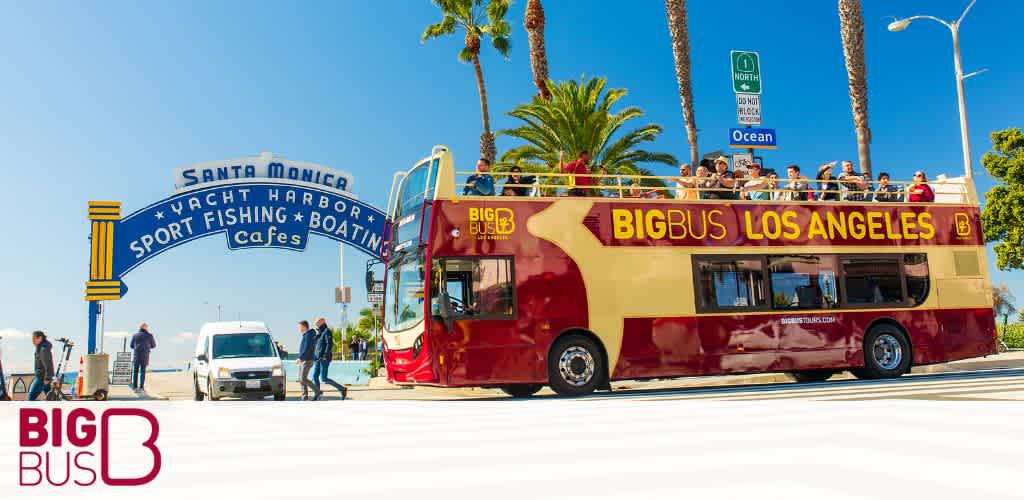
[856,325,911,379]
[547,334,605,396]
[207,379,220,401]
[500,384,543,398]
[193,375,204,401]
[788,370,836,383]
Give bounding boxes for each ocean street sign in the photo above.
[173,152,354,193]
[729,127,777,149]
[731,50,762,94]
[736,93,761,125]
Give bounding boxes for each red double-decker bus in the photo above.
[379,146,996,396]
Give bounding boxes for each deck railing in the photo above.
[455,171,971,204]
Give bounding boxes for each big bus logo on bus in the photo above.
[468,207,516,240]
[954,213,972,238]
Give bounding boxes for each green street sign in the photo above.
[731,50,761,94]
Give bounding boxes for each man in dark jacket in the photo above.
[311,317,346,400]
[29,331,55,401]
[296,320,320,401]
[129,323,157,392]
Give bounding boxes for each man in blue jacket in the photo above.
[296,320,319,401]
[129,323,157,392]
[312,317,347,400]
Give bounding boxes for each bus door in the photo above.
[432,256,532,384]
[768,255,845,370]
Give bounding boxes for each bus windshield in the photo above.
[393,159,439,250]
[386,250,426,331]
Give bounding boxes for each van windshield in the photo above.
[212,332,275,359]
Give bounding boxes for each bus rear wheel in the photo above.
[547,334,605,396]
[788,370,836,383]
[500,384,543,398]
[855,325,911,379]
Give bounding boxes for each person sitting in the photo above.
[741,163,771,201]
[673,163,699,201]
[907,170,935,202]
[779,164,810,201]
[816,162,840,201]
[837,160,867,201]
[463,158,495,196]
[765,169,782,200]
[872,172,903,202]
[502,166,535,196]
[705,156,737,200]
[695,162,714,200]
[626,181,646,199]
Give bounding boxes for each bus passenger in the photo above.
[695,161,714,200]
[560,150,593,197]
[673,164,699,201]
[626,182,645,198]
[705,156,737,200]
[838,160,867,201]
[765,169,782,200]
[741,163,770,201]
[779,164,810,201]
[872,172,903,202]
[502,166,535,196]
[816,162,840,201]
[463,158,495,196]
[907,171,935,202]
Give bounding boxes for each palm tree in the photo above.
[993,284,1017,335]
[356,307,381,335]
[423,0,512,163]
[524,0,551,100]
[499,77,677,188]
[664,0,699,167]
[838,0,873,180]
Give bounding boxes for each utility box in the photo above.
[81,353,110,401]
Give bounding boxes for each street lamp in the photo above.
[203,301,223,321]
[887,0,988,179]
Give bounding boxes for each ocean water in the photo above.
[282,360,371,386]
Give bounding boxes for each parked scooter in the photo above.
[45,337,76,401]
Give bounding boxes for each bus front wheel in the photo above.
[500,384,543,398]
[855,325,911,379]
[548,334,605,396]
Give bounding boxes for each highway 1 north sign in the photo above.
[731,50,762,94]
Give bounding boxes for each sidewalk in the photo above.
[132,351,1024,401]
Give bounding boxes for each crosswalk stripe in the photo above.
[604,373,1024,401]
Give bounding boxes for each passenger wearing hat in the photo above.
[741,163,771,201]
[816,162,840,201]
[705,156,737,200]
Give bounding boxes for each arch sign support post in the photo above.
[84,152,388,354]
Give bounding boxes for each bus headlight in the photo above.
[413,335,423,359]
[272,365,284,377]
[217,367,232,379]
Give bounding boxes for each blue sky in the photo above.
[0,1,1021,371]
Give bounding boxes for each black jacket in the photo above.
[34,340,55,380]
[314,324,333,361]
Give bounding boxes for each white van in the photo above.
[192,321,286,401]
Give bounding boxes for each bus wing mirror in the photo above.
[196,354,208,363]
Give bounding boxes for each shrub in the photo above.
[998,323,1024,349]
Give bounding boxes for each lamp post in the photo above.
[887,0,987,179]
[203,301,222,321]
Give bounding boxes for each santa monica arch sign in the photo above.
[83,152,387,352]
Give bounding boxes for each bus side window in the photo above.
[437,257,515,319]
[695,258,766,311]
[903,254,930,306]
[841,257,903,305]
[768,256,838,310]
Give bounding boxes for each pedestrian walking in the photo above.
[129,323,157,392]
[28,331,55,401]
[312,318,347,400]
[359,338,368,361]
[296,320,320,401]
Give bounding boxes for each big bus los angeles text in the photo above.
[378,146,996,397]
